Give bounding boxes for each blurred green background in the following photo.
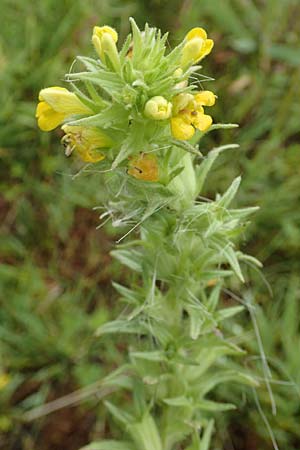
[0,0,299,449]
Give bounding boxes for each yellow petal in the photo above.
[196,104,204,115]
[38,86,65,101]
[100,32,121,71]
[92,34,102,58]
[171,117,195,140]
[186,27,207,41]
[194,91,216,107]
[36,101,66,131]
[93,26,118,43]
[193,113,212,132]
[201,39,214,59]
[39,87,91,115]
[181,38,205,66]
[35,100,50,118]
[172,93,194,115]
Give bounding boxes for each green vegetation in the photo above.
[0,1,299,449]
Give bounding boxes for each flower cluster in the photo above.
[36,20,215,180]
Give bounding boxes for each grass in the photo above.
[0,0,300,448]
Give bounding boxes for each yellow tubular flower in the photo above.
[92,26,119,69]
[181,27,214,67]
[36,87,92,131]
[171,91,215,140]
[144,96,172,120]
[128,153,159,182]
[61,125,113,163]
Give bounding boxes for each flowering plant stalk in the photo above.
[37,19,260,449]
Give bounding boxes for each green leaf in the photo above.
[196,144,239,194]
[80,441,134,450]
[228,206,259,220]
[105,401,134,425]
[215,305,244,322]
[217,244,244,282]
[130,351,166,362]
[199,420,214,450]
[236,252,263,268]
[196,400,236,412]
[76,56,103,72]
[127,413,163,450]
[96,319,144,337]
[217,176,241,208]
[111,249,143,273]
[67,103,128,129]
[207,284,222,312]
[163,396,192,407]
[209,123,239,131]
[268,44,300,67]
[112,282,139,305]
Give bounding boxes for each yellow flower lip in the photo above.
[144,96,172,120]
[36,87,92,132]
[194,91,216,107]
[181,27,214,67]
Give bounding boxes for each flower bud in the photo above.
[144,96,172,120]
[93,26,118,43]
[100,32,121,71]
[92,26,120,71]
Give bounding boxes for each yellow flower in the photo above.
[93,26,118,46]
[0,373,10,390]
[92,26,120,71]
[36,87,92,131]
[61,125,113,163]
[128,153,159,182]
[144,96,172,120]
[194,90,216,107]
[170,91,216,140]
[181,27,214,67]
